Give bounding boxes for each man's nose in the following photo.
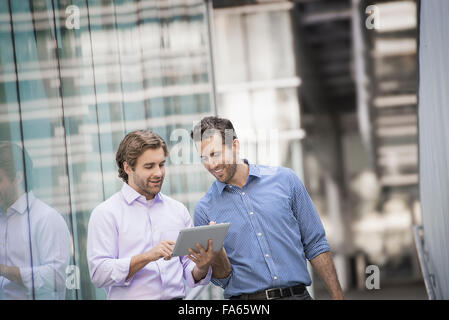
[209,157,221,169]
[152,166,163,178]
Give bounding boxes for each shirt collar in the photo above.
[8,191,36,215]
[121,183,163,205]
[216,159,261,194]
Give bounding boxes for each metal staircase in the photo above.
[365,0,418,190]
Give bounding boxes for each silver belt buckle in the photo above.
[265,288,278,300]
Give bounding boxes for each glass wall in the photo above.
[0,0,214,299]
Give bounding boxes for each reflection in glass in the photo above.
[0,142,71,299]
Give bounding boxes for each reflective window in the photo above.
[0,0,213,300]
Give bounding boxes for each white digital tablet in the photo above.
[171,223,231,257]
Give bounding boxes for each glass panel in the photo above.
[1,0,214,300]
[0,0,74,300]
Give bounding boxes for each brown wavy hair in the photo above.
[116,130,168,183]
[190,116,237,146]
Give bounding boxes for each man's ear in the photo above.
[123,161,133,175]
[233,139,240,158]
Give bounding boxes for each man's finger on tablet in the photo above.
[209,221,216,225]
[187,251,198,260]
[188,248,199,258]
[196,242,207,254]
[163,248,172,257]
[207,239,213,252]
[162,243,173,252]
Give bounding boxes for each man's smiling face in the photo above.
[198,133,238,184]
[125,147,166,200]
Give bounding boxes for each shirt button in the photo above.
[249,212,254,215]
[273,276,278,280]
[265,254,269,257]
[257,233,262,236]
[242,192,245,195]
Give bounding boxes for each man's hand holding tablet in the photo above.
[177,222,229,282]
[171,222,230,257]
[186,239,216,271]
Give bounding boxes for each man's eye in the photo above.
[160,163,165,167]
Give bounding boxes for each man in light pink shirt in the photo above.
[87,130,214,300]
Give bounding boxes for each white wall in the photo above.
[418,0,449,299]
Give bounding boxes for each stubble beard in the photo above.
[220,163,237,184]
[132,171,163,199]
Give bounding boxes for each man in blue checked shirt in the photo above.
[190,116,344,300]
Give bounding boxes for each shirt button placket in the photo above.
[242,189,271,277]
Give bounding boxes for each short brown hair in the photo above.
[116,130,168,183]
[190,116,237,146]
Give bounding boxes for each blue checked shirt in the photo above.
[193,160,330,299]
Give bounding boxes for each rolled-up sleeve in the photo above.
[288,169,331,261]
[211,269,233,289]
[87,207,132,288]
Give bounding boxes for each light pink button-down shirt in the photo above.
[87,183,211,300]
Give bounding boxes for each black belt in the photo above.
[230,284,306,300]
